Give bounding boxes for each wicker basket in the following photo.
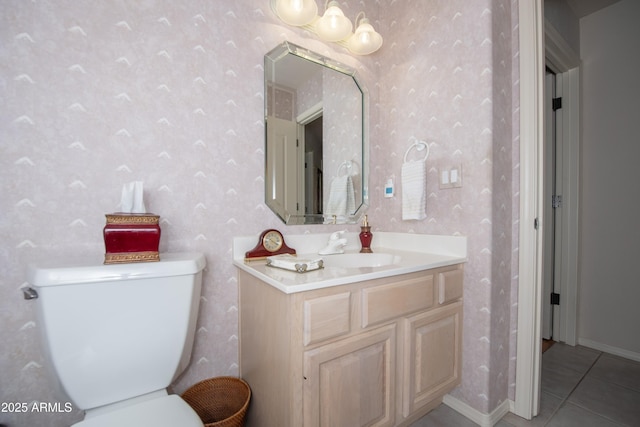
[182,377,251,427]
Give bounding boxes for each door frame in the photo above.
[515,1,580,419]
[514,0,545,418]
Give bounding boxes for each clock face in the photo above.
[262,230,284,252]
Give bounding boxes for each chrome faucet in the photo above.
[318,230,348,255]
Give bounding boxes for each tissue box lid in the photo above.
[105,213,159,225]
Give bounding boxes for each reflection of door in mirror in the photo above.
[266,83,303,221]
[266,116,300,221]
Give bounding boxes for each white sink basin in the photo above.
[321,253,401,268]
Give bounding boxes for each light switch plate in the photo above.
[439,165,463,189]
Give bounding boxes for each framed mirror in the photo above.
[264,42,368,225]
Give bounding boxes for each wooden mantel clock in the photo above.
[245,229,296,261]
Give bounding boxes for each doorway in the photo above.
[303,116,323,215]
[297,102,324,218]
[542,63,580,348]
[515,3,580,419]
[542,67,560,342]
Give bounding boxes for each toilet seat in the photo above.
[73,394,204,427]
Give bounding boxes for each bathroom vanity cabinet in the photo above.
[238,264,463,427]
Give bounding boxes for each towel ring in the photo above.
[336,161,353,177]
[403,140,430,163]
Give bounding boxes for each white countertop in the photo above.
[233,232,467,294]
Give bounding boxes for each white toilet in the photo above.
[26,252,207,427]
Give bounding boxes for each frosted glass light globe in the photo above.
[315,1,353,42]
[275,0,318,26]
[347,18,383,55]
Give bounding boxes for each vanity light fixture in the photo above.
[315,1,352,41]
[270,0,383,55]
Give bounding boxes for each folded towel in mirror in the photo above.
[326,175,355,216]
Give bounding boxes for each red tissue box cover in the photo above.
[103,213,160,264]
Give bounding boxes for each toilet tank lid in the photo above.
[28,252,206,287]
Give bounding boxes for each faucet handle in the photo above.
[319,231,348,255]
[329,230,346,240]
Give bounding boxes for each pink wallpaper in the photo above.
[0,0,520,425]
[372,0,520,413]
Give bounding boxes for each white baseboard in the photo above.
[443,394,512,427]
[578,338,640,362]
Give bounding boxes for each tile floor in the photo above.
[411,343,640,426]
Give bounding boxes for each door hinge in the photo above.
[551,293,560,305]
[552,97,562,111]
[534,217,540,230]
[552,195,562,209]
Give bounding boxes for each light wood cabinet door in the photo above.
[402,301,462,417]
[303,324,397,427]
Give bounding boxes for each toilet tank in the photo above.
[28,252,206,410]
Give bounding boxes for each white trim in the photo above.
[515,0,544,420]
[553,67,580,346]
[443,395,511,427]
[544,21,579,73]
[578,338,640,363]
[542,70,555,340]
[296,101,323,124]
[550,71,562,342]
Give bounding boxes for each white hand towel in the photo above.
[326,175,356,216]
[346,175,356,214]
[402,161,427,220]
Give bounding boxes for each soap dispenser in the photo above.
[359,215,373,253]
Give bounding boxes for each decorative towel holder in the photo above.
[336,160,357,177]
[403,140,430,163]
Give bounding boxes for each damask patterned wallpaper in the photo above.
[0,0,519,425]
